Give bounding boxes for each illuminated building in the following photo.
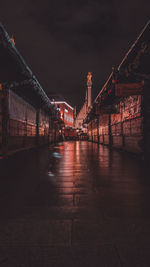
[51,101,74,128]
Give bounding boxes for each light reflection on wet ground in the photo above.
[0,141,149,266]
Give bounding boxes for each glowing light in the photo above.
[112,79,118,84]
[48,171,55,177]
[51,101,74,110]
[10,36,15,46]
[108,89,112,94]
[52,152,62,158]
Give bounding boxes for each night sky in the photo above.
[0,0,150,110]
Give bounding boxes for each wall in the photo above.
[99,114,110,145]
[0,90,3,156]
[75,102,87,129]
[88,94,143,155]
[111,95,142,153]
[0,89,56,157]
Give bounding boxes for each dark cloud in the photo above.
[0,0,150,110]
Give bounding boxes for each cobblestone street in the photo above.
[0,141,149,266]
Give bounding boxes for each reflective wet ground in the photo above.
[0,141,149,266]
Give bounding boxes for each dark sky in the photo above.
[0,0,150,110]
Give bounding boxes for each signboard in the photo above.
[115,82,143,97]
[96,105,119,114]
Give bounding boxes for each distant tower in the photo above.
[87,72,92,110]
[74,72,92,130]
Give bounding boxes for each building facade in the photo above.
[52,101,74,128]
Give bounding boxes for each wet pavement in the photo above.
[0,141,149,266]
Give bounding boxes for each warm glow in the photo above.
[87,72,92,84]
[10,36,15,46]
[51,101,74,110]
